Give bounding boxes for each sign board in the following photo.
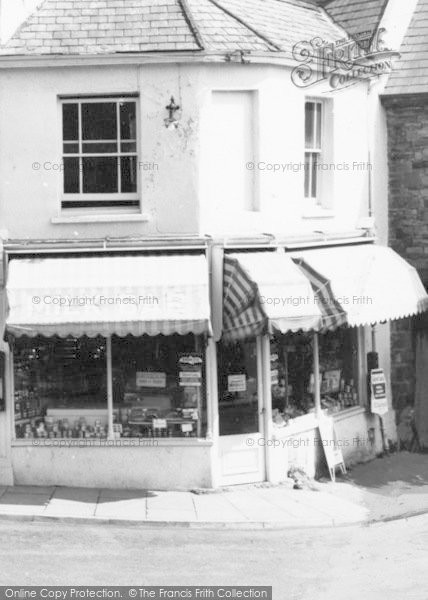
[0,352,5,412]
[370,368,388,416]
[227,374,247,393]
[318,416,346,482]
[178,354,203,387]
[152,418,167,430]
[136,371,166,388]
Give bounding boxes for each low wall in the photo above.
[11,442,213,490]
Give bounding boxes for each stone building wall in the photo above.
[384,97,428,410]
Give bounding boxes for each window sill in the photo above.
[51,213,151,224]
[11,437,213,448]
[302,207,335,219]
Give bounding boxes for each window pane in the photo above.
[63,143,79,154]
[63,157,80,193]
[14,337,107,440]
[311,152,318,198]
[120,102,136,140]
[63,103,78,141]
[112,335,207,438]
[82,157,118,193]
[82,102,117,140]
[82,142,117,154]
[121,157,137,193]
[121,142,137,153]
[305,102,314,149]
[315,103,322,149]
[217,340,259,436]
[304,152,311,198]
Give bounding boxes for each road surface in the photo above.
[0,516,427,599]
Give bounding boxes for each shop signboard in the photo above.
[178,353,203,387]
[318,416,346,482]
[136,371,167,388]
[370,368,388,416]
[227,374,247,393]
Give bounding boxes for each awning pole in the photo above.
[106,335,114,439]
[371,325,377,353]
[313,332,322,418]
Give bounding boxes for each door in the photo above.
[217,338,265,485]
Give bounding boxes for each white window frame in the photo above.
[304,98,324,206]
[60,96,139,208]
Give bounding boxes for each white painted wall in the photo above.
[0,61,373,241]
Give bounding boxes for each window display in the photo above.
[112,334,206,438]
[14,337,107,439]
[271,327,360,426]
[13,334,207,440]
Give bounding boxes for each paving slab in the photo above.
[146,491,196,512]
[146,509,197,522]
[0,492,49,516]
[192,493,249,522]
[95,497,148,520]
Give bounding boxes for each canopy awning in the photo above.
[294,244,428,328]
[223,252,325,340]
[6,254,212,338]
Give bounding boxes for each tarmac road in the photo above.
[1,515,428,600]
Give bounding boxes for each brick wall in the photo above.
[384,97,428,410]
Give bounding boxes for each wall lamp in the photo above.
[164,96,180,130]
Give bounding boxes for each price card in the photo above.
[152,418,167,429]
[181,423,193,433]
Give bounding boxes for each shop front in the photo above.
[216,243,428,485]
[5,252,215,489]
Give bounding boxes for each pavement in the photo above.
[1,451,428,529]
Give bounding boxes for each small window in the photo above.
[61,97,138,209]
[304,100,323,203]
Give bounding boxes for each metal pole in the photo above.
[106,336,114,439]
[371,324,377,352]
[313,332,322,418]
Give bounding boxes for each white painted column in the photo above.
[261,334,274,483]
[106,336,114,439]
[206,336,220,488]
[313,332,322,418]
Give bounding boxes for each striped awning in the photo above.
[223,252,325,341]
[294,244,428,327]
[6,254,212,338]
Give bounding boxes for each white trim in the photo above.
[10,438,214,448]
[51,213,150,224]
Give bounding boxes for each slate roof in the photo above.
[322,0,387,40]
[384,0,428,95]
[1,0,346,57]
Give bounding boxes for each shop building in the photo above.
[0,0,425,489]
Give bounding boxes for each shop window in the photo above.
[111,335,206,439]
[14,337,107,439]
[61,97,138,209]
[271,327,360,426]
[13,334,207,440]
[217,340,260,436]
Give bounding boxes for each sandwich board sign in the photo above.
[318,416,346,482]
[371,368,388,416]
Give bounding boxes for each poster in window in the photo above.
[270,348,279,386]
[136,371,166,388]
[178,353,203,387]
[227,374,247,393]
